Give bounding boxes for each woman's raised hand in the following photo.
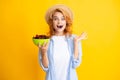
[74,32,88,43]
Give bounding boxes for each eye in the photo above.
[61,17,65,20]
[53,17,58,21]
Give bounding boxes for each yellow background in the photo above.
[0,0,120,80]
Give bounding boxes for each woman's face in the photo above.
[52,12,66,34]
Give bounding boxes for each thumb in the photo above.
[38,43,41,48]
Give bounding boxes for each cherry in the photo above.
[33,34,49,39]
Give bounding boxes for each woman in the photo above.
[38,4,87,80]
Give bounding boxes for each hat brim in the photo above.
[45,4,73,24]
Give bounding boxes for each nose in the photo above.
[58,19,61,24]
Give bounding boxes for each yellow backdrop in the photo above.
[0,0,120,80]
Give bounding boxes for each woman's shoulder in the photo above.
[69,34,77,38]
[65,34,77,40]
[71,34,77,37]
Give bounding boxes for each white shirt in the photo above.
[52,36,70,80]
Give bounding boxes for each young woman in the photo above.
[38,4,87,80]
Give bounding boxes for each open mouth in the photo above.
[57,25,63,28]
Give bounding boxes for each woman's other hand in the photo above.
[38,41,49,55]
[74,32,88,43]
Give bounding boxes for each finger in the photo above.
[85,35,88,39]
[45,41,49,47]
[38,43,41,48]
[82,32,87,36]
[78,32,85,38]
[82,32,87,37]
[46,41,50,47]
[82,32,88,40]
[83,36,87,39]
[45,42,48,47]
[42,41,47,47]
[84,33,88,39]
[78,32,87,40]
[44,41,47,46]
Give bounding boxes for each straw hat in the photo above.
[45,4,73,24]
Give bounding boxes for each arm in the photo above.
[38,42,49,72]
[74,41,79,59]
[72,41,82,68]
[72,32,87,68]
[39,49,49,68]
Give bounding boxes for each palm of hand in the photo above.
[74,32,87,42]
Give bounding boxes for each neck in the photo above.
[55,32,64,36]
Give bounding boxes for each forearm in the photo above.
[39,49,49,68]
[41,53,49,68]
[74,42,79,59]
